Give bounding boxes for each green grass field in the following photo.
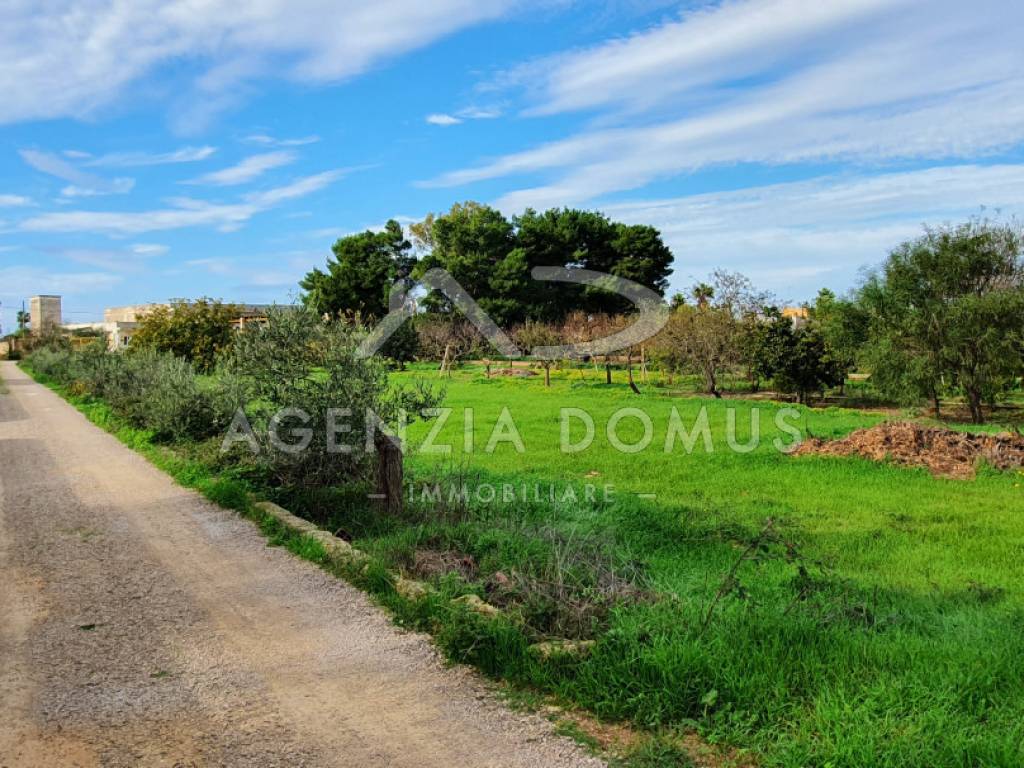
[366,363,1024,767]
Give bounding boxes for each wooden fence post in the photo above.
[374,433,403,515]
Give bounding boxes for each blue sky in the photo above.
[2,0,1024,331]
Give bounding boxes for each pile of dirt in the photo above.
[794,421,1024,479]
[488,368,538,378]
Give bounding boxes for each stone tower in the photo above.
[30,295,62,335]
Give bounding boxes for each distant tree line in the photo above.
[300,202,674,327]
[119,213,1022,424]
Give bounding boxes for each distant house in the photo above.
[781,306,809,329]
[30,296,273,350]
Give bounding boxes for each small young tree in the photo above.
[131,298,240,373]
[744,307,795,392]
[379,316,419,369]
[808,288,868,393]
[649,311,686,385]
[669,303,738,397]
[772,327,845,404]
[514,320,562,386]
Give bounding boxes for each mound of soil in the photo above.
[488,368,537,378]
[795,421,1024,479]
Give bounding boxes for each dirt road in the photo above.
[0,362,603,768]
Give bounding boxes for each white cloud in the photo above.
[186,257,234,275]
[0,0,529,125]
[600,164,1024,298]
[86,146,217,167]
[505,0,905,116]
[19,149,135,197]
[426,113,463,126]
[60,179,136,198]
[457,106,502,120]
[0,194,32,207]
[426,106,503,125]
[433,0,1024,205]
[187,151,297,186]
[130,243,169,256]
[20,169,346,235]
[244,134,320,147]
[0,266,122,299]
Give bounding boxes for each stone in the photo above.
[395,577,432,601]
[452,593,502,618]
[529,640,596,661]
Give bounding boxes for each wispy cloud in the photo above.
[186,257,234,275]
[432,0,1024,206]
[186,151,297,186]
[130,243,169,256]
[426,105,503,126]
[426,113,462,126]
[20,169,347,235]
[19,149,134,197]
[0,0,531,126]
[602,163,1024,297]
[0,194,32,207]
[0,266,122,298]
[457,105,502,120]
[85,146,217,167]
[244,134,320,147]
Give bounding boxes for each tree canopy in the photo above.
[858,219,1024,422]
[131,298,239,373]
[329,203,676,326]
[301,219,414,320]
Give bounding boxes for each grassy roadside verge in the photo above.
[19,362,692,767]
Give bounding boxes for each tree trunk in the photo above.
[439,343,451,377]
[627,349,641,395]
[706,369,722,398]
[605,360,612,385]
[966,388,985,424]
[544,365,551,387]
[932,393,942,420]
[374,433,403,516]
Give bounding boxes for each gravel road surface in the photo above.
[0,362,604,768]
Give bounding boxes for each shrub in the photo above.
[220,306,442,489]
[104,349,219,441]
[131,298,240,373]
[26,341,220,442]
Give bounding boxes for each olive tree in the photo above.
[220,307,440,488]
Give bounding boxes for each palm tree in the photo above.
[691,283,714,309]
[16,309,29,334]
